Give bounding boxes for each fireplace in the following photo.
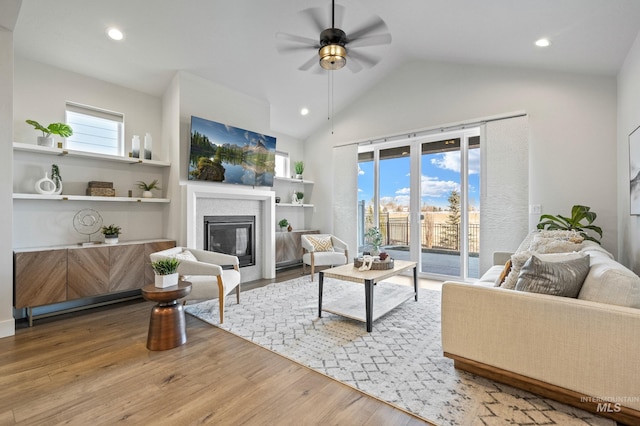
[204,216,255,268]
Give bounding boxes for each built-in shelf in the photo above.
[13,142,170,167]
[13,193,170,203]
[273,176,314,185]
[276,203,313,208]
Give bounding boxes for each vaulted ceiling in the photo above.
[10,0,640,139]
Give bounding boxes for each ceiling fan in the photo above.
[276,0,392,73]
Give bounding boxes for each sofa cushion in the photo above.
[515,254,590,297]
[528,234,583,253]
[578,256,640,308]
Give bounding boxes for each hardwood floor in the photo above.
[0,266,431,425]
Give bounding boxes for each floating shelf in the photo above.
[276,203,313,208]
[273,176,314,185]
[13,193,170,203]
[13,142,170,167]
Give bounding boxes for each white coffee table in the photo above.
[319,260,418,332]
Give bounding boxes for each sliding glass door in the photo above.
[358,129,480,280]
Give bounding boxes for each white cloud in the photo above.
[421,175,460,197]
[358,164,365,175]
[396,187,410,195]
[431,149,480,175]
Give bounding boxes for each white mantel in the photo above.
[185,183,276,280]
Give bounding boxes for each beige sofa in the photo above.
[441,231,640,424]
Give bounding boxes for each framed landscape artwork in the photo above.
[188,116,277,187]
[630,125,640,215]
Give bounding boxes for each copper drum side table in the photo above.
[141,281,192,351]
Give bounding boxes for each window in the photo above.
[275,151,290,178]
[65,102,124,156]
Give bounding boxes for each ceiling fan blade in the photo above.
[277,44,318,54]
[300,7,326,33]
[347,16,388,41]
[348,33,392,48]
[345,56,363,73]
[298,55,319,71]
[348,49,380,68]
[276,32,318,47]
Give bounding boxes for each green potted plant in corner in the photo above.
[25,120,73,147]
[278,218,289,232]
[136,179,161,198]
[294,161,304,179]
[101,224,122,244]
[537,204,603,244]
[295,191,304,204]
[151,258,181,288]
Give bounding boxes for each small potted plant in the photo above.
[101,224,122,244]
[278,218,289,232]
[294,161,304,179]
[365,227,384,256]
[295,191,304,203]
[136,179,161,198]
[151,258,181,288]
[26,120,73,147]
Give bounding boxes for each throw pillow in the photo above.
[528,235,583,254]
[172,249,198,262]
[307,236,334,252]
[501,251,585,290]
[515,254,590,298]
[494,259,512,287]
[578,256,640,309]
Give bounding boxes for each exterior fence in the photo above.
[365,213,480,254]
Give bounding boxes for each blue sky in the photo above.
[358,149,480,210]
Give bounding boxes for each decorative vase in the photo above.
[155,272,178,288]
[287,224,293,232]
[34,172,56,195]
[144,133,152,160]
[37,136,54,147]
[104,234,119,244]
[132,135,141,158]
[142,190,153,198]
[295,174,303,179]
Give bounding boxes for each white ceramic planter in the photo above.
[142,190,153,198]
[37,136,54,147]
[155,272,179,288]
[104,235,118,244]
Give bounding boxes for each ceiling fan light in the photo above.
[319,44,346,70]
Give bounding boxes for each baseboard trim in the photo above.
[444,352,640,425]
[0,317,16,338]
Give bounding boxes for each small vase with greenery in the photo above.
[294,161,304,179]
[278,218,289,232]
[51,164,62,195]
[365,227,384,255]
[295,191,304,203]
[26,120,73,147]
[101,224,122,244]
[151,258,181,288]
[136,179,161,198]
[537,204,603,244]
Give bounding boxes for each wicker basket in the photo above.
[353,258,394,270]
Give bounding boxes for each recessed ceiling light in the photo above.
[535,38,550,47]
[300,108,309,116]
[107,27,124,41]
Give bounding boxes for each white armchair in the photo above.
[149,247,241,324]
[301,234,349,281]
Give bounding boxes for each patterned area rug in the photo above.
[185,276,613,426]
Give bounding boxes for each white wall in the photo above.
[306,60,618,256]
[618,31,640,273]
[0,27,16,337]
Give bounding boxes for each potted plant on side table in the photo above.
[101,224,122,244]
[151,258,181,288]
[26,120,73,147]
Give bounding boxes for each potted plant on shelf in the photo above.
[25,120,73,147]
[136,179,161,198]
[101,224,122,244]
[278,218,289,232]
[294,161,304,179]
[151,258,181,288]
[295,191,304,204]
